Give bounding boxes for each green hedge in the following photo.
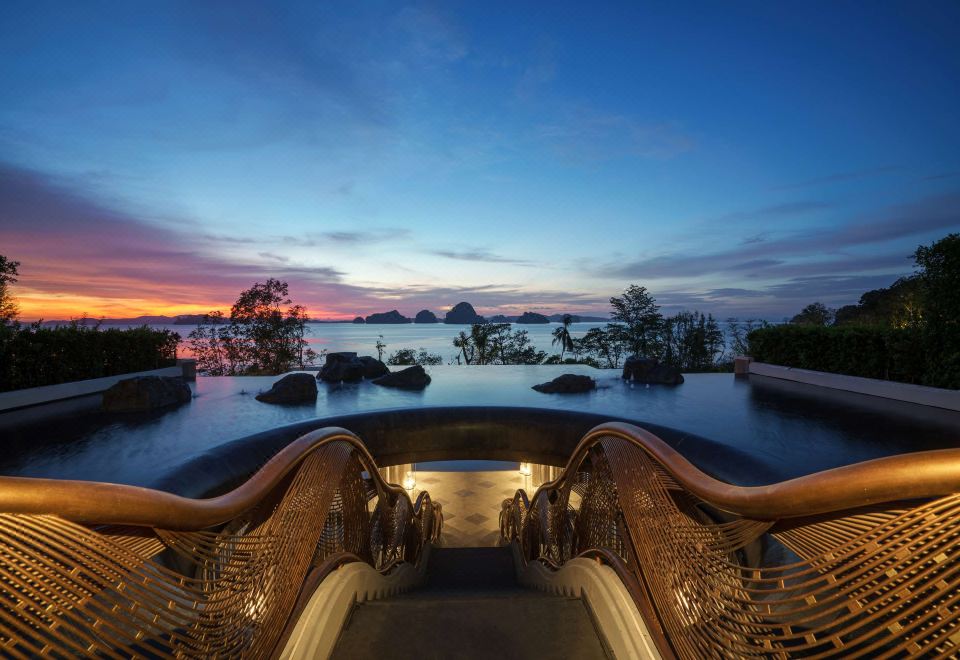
[747,325,929,386]
[0,324,180,392]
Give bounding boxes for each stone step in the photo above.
[329,546,609,659]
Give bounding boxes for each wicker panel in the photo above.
[502,423,960,659]
[0,432,441,658]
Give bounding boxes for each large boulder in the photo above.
[102,376,192,412]
[622,356,684,385]
[318,352,365,383]
[358,356,390,379]
[365,310,411,324]
[443,301,485,324]
[516,311,549,324]
[414,309,439,323]
[372,365,431,390]
[255,373,318,404]
[532,373,596,394]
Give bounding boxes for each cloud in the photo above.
[430,249,536,266]
[0,161,607,318]
[600,192,960,280]
[316,229,412,244]
[0,162,357,315]
[920,171,960,182]
[716,201,832,223]
[772,166,901,190]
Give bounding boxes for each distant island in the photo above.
[444,301,485,324]
[364,309,411,324]
[414,310,439,323]
[516,311,549,324]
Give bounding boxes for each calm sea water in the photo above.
[106,321,609,364]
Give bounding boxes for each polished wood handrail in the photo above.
[540,421,960,520]
[0,426,416,530]
[0,427,442,658]
[502,421,960,659]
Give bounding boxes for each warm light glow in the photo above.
[519,462,532,477]
[403,471,416,491]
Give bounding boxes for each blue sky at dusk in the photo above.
[1,1,958,319]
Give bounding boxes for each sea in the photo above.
[100,321,608,364]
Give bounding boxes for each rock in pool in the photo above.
[318,352,365,383]
[255,373,318,404]
[532,373,596,394]
[102,375,192,412]
[358,356,390,378]
[372,365,431,390]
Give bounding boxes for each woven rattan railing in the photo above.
[501,422,960,659]
[0,427,441,658]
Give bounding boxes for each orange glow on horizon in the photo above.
[15,291,354,322]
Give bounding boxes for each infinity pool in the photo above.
[2,366,958,487]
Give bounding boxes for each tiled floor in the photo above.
[412,470,539,547]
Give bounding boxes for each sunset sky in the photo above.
[1,1,959,320]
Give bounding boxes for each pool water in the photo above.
[1,366,957,487]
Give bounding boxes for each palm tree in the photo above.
[551,314,575,361]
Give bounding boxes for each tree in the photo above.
[609,285,664,357]
[663,311,724,371]
[551,314,575,360]
[453,330,473,365]
[833,277,923,328]
[790,302,835,326]
[0,255,20,325]
[727,318,765,356]
[387,347,443,366]
[577,324,630,368]
[914,233,960,387]
[189,279,318,375]
[375,335,386,361]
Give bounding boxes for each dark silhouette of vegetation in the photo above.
[834,277,922,328]
[609,285,664,358]
[726,318,766,356]
[0,255,180,392]
[761,233,960,388]
[451,323,547,365]
[915,233,960,387]
[446,286,728,372]
[386,348,443,366]
[662,311,725,372]
[189,279,318,375]
[375,335,386,361]
[0,321,179,392]
[790,302,835,326]
[551,314,575,360]
[576,324,629,368]
[0,255,19,325]
[748,325,925,384]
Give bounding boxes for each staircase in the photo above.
[330,546,610,659]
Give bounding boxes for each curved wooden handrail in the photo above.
[0,426,417,530]
[540,421,960,520]
[503,420,960,659]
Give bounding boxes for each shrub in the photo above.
[0,322,180,392]
[747,325,928,385]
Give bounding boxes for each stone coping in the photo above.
[0,359,196,413]
[744,359,960,412]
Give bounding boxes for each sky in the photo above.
[1,1,959,321]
